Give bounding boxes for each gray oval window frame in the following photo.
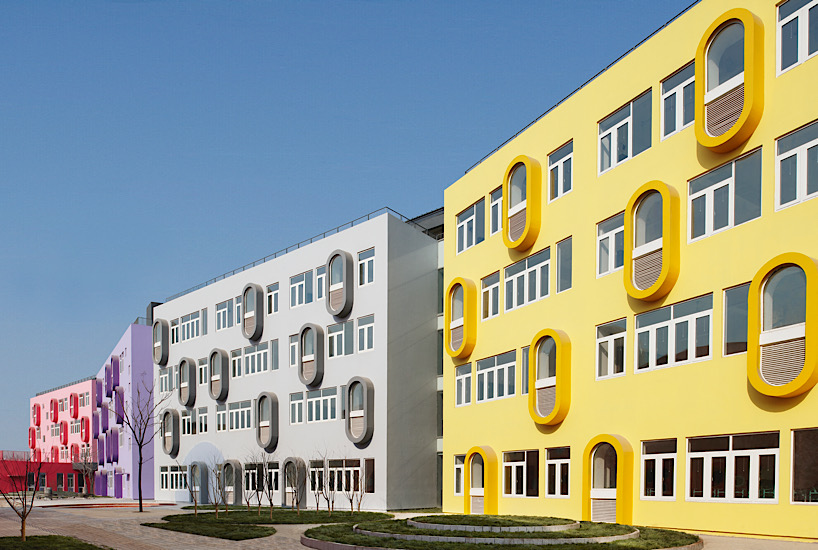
[325,250,354,317]
[153,319,170,366]
[242,283,265,341]
[297,323,324,387]
[178,357,197,408]
[255,392,279,452]
[208,348,230,402]
[345,376,374,447]
[161,409,180,459]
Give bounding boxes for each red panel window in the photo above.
[33,448,41,462]
[32,403,41,426]
[51,446,58,462]
[60,421,68,446]
[28,427,36,449]
[69,393,79,419]
[80,417,89,443]
[70,443,79,462]
[50,399,59,423]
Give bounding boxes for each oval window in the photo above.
[537,337,557,384]
[471,454,484,490]
[330,256,344,289]
[302,328,315,359]
[763,266,807,331]
[508,163,527,213]
[635,192,663,249]
[707,22,744,93]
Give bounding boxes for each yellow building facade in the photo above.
[442,0,818,540]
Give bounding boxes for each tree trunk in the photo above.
[138,448,144,512]
[21,517,26,542]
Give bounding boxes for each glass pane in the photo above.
[792,428,818,502]
[505,279,513,311]
[733,432,779,450]
[599,236,610,275]
[516,274,525,307]
[683,83,695,125]
[528,268,537,302]
[487,371,494,399]
[550,141,573,163]
[780,155,799,205]
[600,134,611,172]
[550,166,559,200]
[692,195,707,238]
[713,184,730,231]
[563,158,572,193]
[475,198,485,245]
[656,326,669,366]
[781,18,799,70]
[734,150,762,225]
[598,341,609,378]
[617,122,629,162]
[632,90,652,156]
[664,94,676,136]
[560,463,569,495]
[690,163,732,194]
[711,456,727,498]
[811,5,818,55]
[808,145,818,195]
[597,318,627,338]
[644,458,656,496]
[600,104,631,133]
[538,337,557,380]
[707,22,744,91]
[764,266,807,329]
[778,120,818,154]
[557,238,572,292]
[598,212,625,234]
[547,463,556,495]
[504,466,512,495]
[593,443,617,489]
[675,321,689,362]
[509,164,527,208]
[724,284,749,355]
[637,332,650,370]
[695,316,710,358]
[662,63,695,93]
[690,457,704,497]
[452,285,464,320]
[614,337,625,374]
[759,455,776,499]
[731,455,749,499]
[497,368,505,398]
[614,230,624,268]
[636,192,663,246]
[674,294,713,318]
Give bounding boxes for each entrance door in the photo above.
[224,464,235,506]
[284,463,296,508]
[591,443,617,522]
[470,454,484,514]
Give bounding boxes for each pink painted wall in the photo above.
[29,378,97,464]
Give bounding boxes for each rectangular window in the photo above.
[197,407,208,434]
[546,447,570,498]
[599,90,652,173]
[216,404,227,432]
[548,141,573,201]
[316,266,326,301]
[454,455,465,496]
[635,294,713,372]
[216,299,233,330]
[489,188,502,235]
[235,295,242,323]
[661,63,695,139]
[521,346,529,395]
[244,342,269,375]
[160,467,168,490]
[556,237,572,293]
[270,339,279,370]
[228,400,252,431]
[687,432,779,502]
[455,364,472,407]
[290,270,314,308]
[504,248,550,312]
[267,462,280,492]
[689,149,762,241]
[476,351,515,403]
[503,450,539,497]
[267,283,279,315]
[358,248,375,286]
[328,320,355,358]
[597,319,626,380]
[289,392,304,424]
[289,335,298,368]
[642,439,677,500]
[170,319,179,344]
[364,458,375,493]
[456,199,485,254]
[778,0,818,73]
[792,428,818,503]
[181,410,195,436]
[724,283,750,355]
[597,212,626,278]
[777,120,818,208]
[481,272,500,320]
[159,368,169,393]
[358,315,374,352]
[306,388,337,423]
[197,358,208,385]
[180,311,200,342]
[231,349,242,378]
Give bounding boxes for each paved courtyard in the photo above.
[0,498,814,549]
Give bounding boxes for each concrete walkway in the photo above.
[0,500,813,549]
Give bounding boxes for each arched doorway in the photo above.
[470,454,484,514]
[583,434,633,524]
[591,443,617,522]
[464,446,498,515]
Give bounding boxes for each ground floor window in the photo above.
[546,447,570,497]
[687,432,778,503]
[169,465,188,490]
[793,428,818,503]
[454,455,465,496]
[642,439,676,500]
[503,450,538,497]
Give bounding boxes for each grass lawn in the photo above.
[305,523,700,549]
[410,514,574,527]
[178,506,391,524]
[357,519,633,539]
[143,514,276,540]
[0,535,108,549]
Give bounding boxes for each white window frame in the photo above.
[456,201,484,254]
[306,388,337,423]
[159,368,170,393]
[635,295,713,373]
[180,311,200,342]
[290,271,312,309]
[267,283,279,315]
[289,335,298,368]
[198,360,208,385]
[596,319,627,381]
[454,455,465,496]
[686,433,779,504]
[244,343,269,375]
[598,105,632,174]
[328,321,353,358]
[502,450,538,498]
[791,428,818,504]
[775,120,818,210]
[197,407,208,434]
[231,350,242,379]
[358,248,375,286]
[235,295,242,324]
[777,0,818,75]
[216,300,232,331]
[661,63,695,140]
[216,405,227,432]
[504,249,550,312]
[160,467,169,490]
[228,401,251,431]
[597,213,625,278]
[289,393,303,425]
[545,448,570,498]
[556,236,572,293]
[181,410,194,436]
[548,141,573,202]
[455,364,472,407]
[315,266,326,301]
[489,188,502,235]
[641,441,677,501]
[170,319,179,344]
[481,272,500,321]
[476,352,515,403]
[357,315,374,353]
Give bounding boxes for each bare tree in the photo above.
[74,445,97,497]
[322,459,340,515]
[258,458,278,519]
[284,461,302,515]
[309,458,324,512]
[241,461,254,512]
[244,451,267,516]
[341,459,361,513]
[0,452,44,541]
[176,460,199,516]
[114,381,170,512]
[205,455,226,519]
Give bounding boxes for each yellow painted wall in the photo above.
[442,0,818,539]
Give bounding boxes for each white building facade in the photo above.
[152,211,440,510]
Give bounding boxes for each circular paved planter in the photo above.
[406,518,580,533]
[352,525,640,545]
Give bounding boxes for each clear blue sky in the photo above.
[0,0,695,449]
